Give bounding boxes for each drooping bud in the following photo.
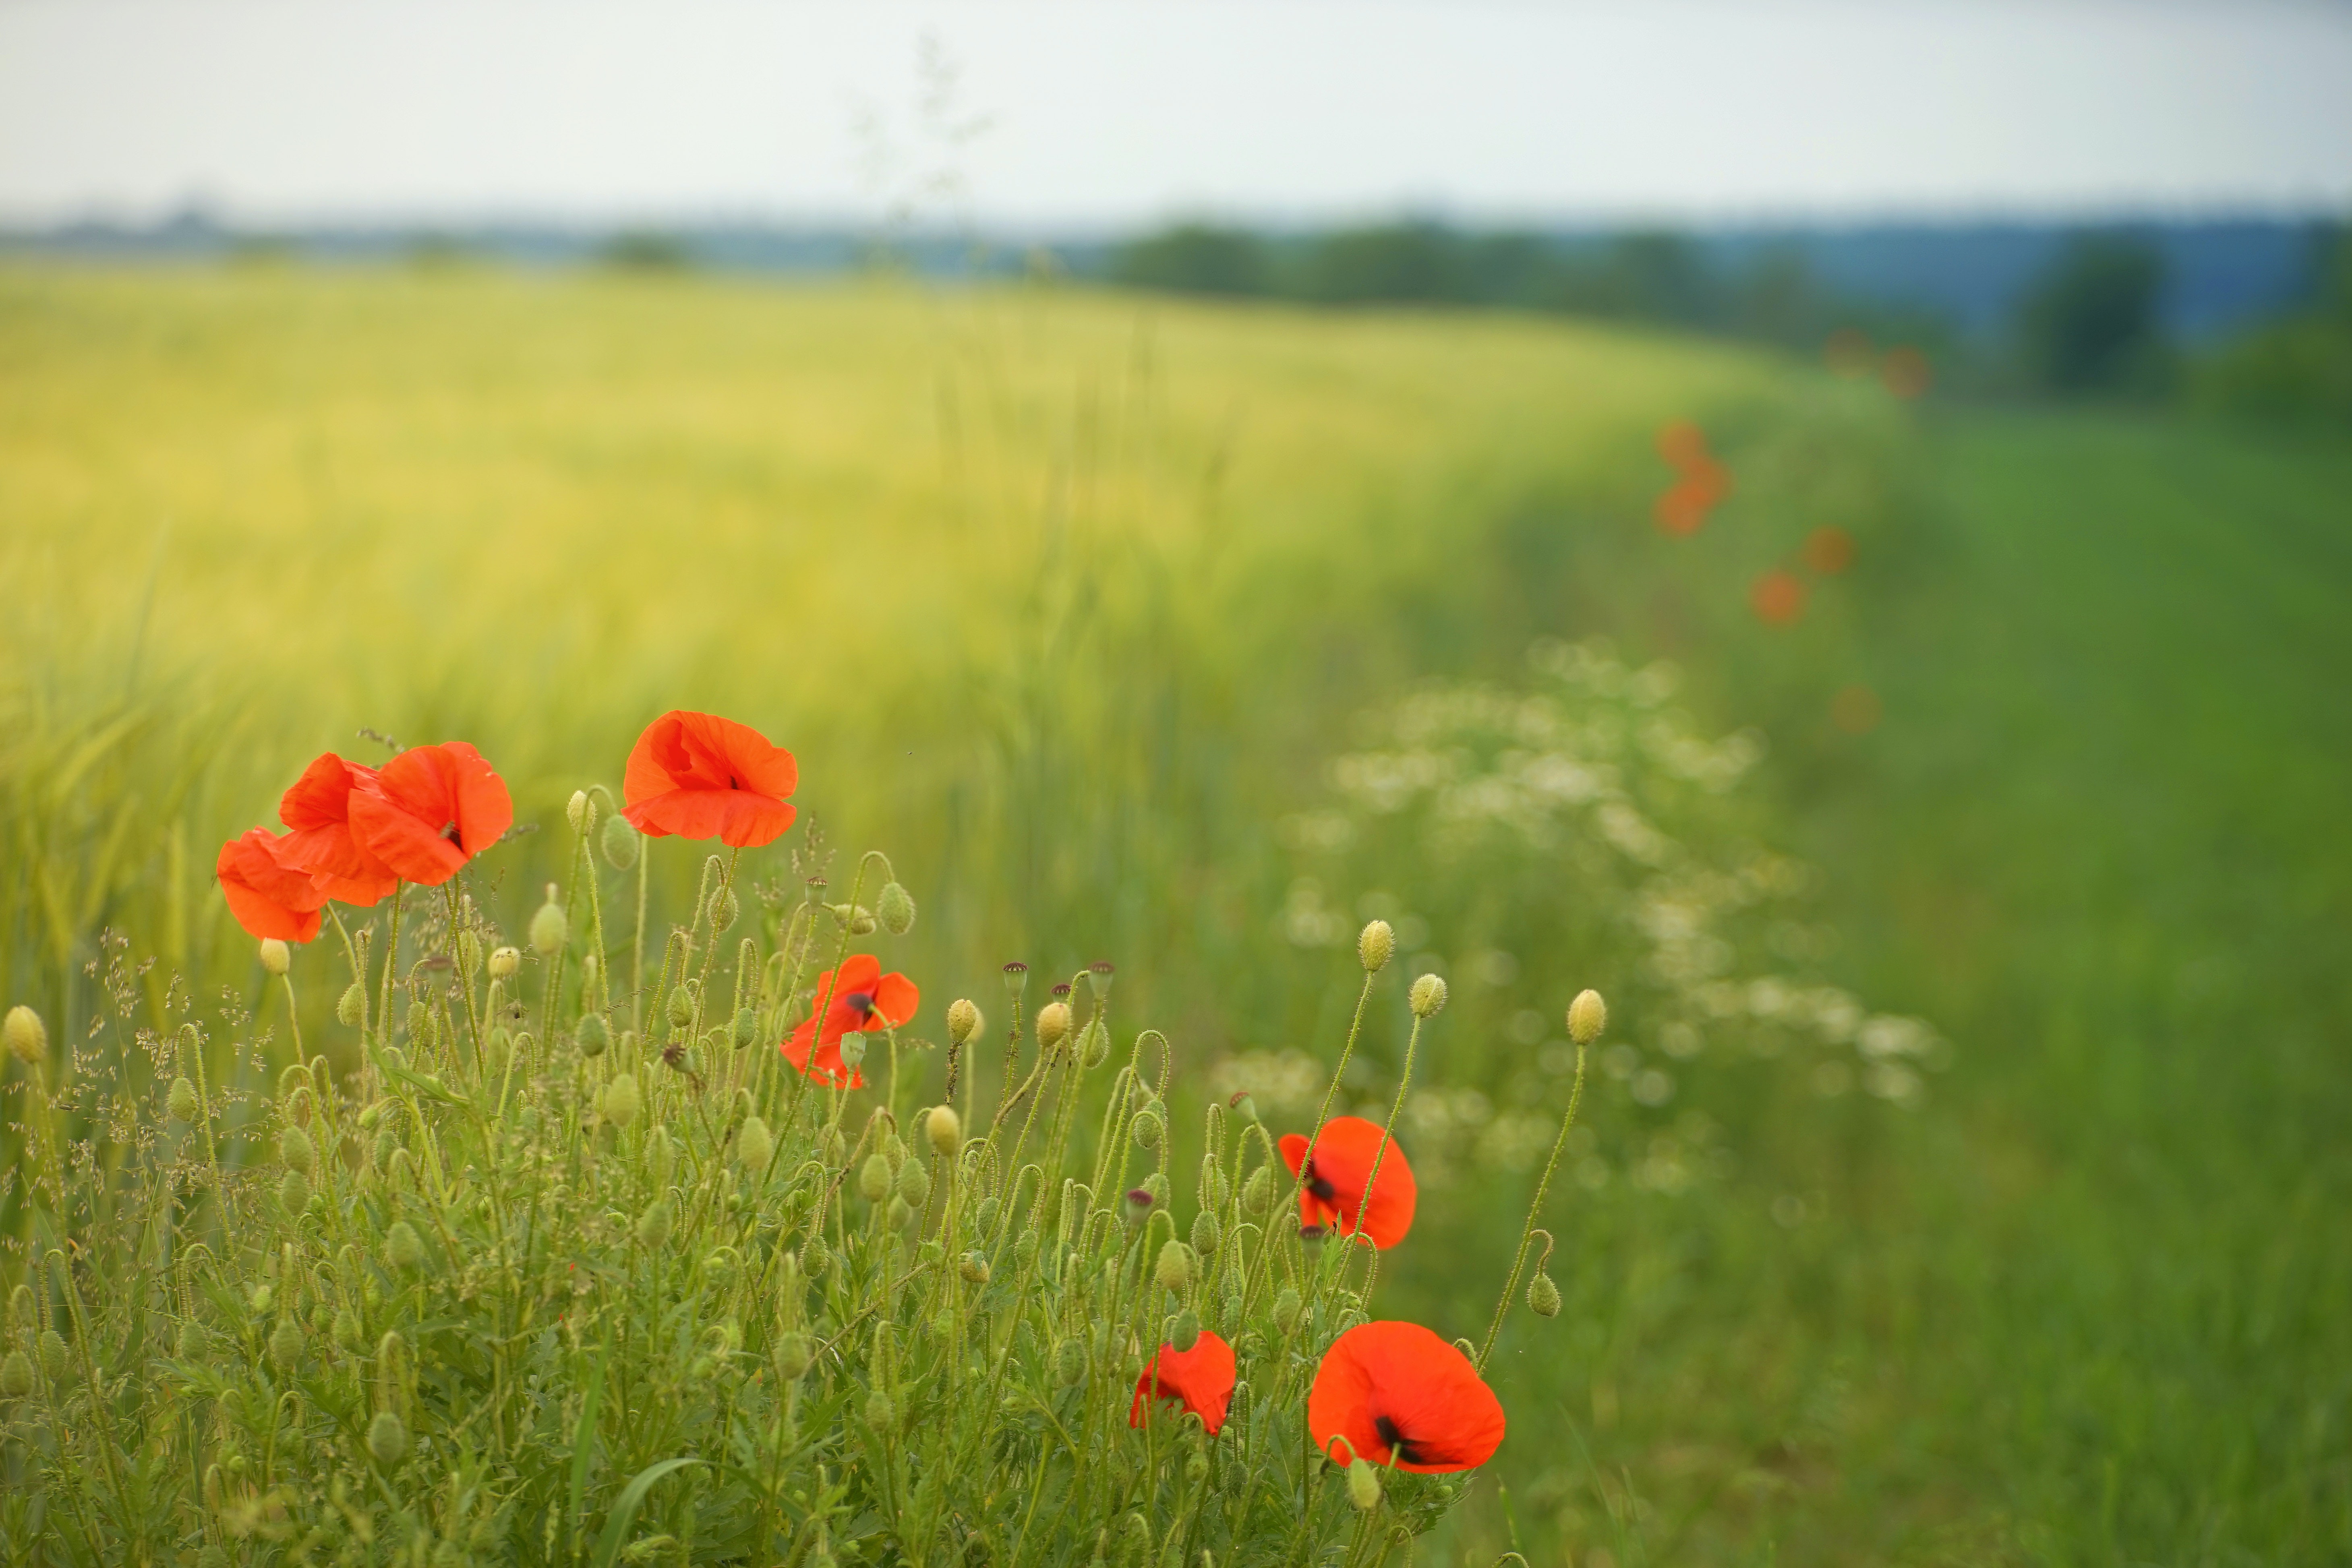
[279,1169,312,1213]
[708,886,739,932]
[37,1328,68,1381]
[489,946,521,980]
[384,1221,427,1273]
[335,983,366,1028]
[828,903,877,935]
[736,1115,774,1172]
[1358,921,1394,974]
[269,1317,304,1371]
[1055,1335,1087,1386]
[366,1410,409,1466]
[1567,988,1609,1045]
[168,1077,202,1123]
[600,1072,641,1128]
[864,1388,896,1429]
[1528,1271,1563,1318]
[667,983,696,1029]
[859,1152,892,1204]
[1170,1308,1201,1353]
[1190,1210,1222,1256]
[1347,1458,1383,1511]
[332,1308,362,1351]
[895,1159,932,1210]
[0,1349,33,1398]
[1408,973,1449,1018]
[566,789,592,832]
[1154,1240,1195,1293]
[720,1007,752,1051]
[1035,1002,1071,1050]
[577,1014,610,1057]
[1241,1164,1273,1216]
[959,1251,991,1285]
[925,1105,962,1157]
[837,1032,868,1071]
[772,1332,813,1380]
[1272,1286,1303,1335]
[404,999,431,1048]
[280,1123,316,1175]
[258,938,292,976]
[530,887,567,957]
[876,881,915,936]
[886,1195,916,1229]
[600,812,640,869]
[1131,1109,1164,1150]
[635,1198,674,1249]
[646,1125,676,1189]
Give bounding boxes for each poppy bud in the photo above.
[947,999,982,1046]
[1155,1240,1195,1293]
[336,983,366,1028]
[828,903,877,935]
[269,1316,304,1371]
[959,1251,991,1284]
[1567,988,1609,1045]
[401,999,429,1048]
[1002,962,1028,998]
[1346,1458,1383,1511]
[366,1409,408,1466]
[736,1115,774,1172]
[1408,973,1449,1018]
[530,888,567,957]
[925,1105,961,1157]
[859,1151,892,1204]
[1190,1210,1222,1256]
[600,1072,641,1128]
[636,1198,673,1249]
[1132,1109,1164,1150]
[1528,1271,1563,1318]
[258,938,292,977]
[488,946,520,981]
[1170,1307,1201,1353]
[887,1195,916,1229]
[1036,1002,1071,1050]
[455,931,482,976]
[772,1331,813,1380]
[1358,921,1394,975]
[709,887,739,932]
[1272,1286,1302,1335]
[667,983,697,1028]
[385,1221,427,1273]
[281,1123,316,1175]
[0,1349,33,1398]
[647,1125,676,1188]
[1143,1171,1170,1208]
[332,1308,362,1351]
[279,1169,312,1213]
[877,880,916,936]
[895,1159,932,1210]
[1055,1334,1086,1386]
[1122,1187,1154,1226]
[36,1328,68,1382]
[577,1014,610,1057]
[1186,1452,1210,1484]
[168,1076,202,1123]
[864,1388,896,1429]
[1240,1165,1273,1216]
[601,814,641,871]
[567,790,592,832]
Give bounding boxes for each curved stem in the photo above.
[1478,1041,1588,1369]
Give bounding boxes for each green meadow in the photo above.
[2,266,2347,1564]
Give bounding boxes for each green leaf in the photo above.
[589,1456,701,1568]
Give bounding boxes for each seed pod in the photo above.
[1408,973,1448,1018]
[1528,1272,1563,1318]
[1170,1308,1201,1353]
[489,946,521,980]
[1241,1165,1273,1216]
[336,983,366,1028]
[646,1126,675,1188]
[577,1014,610,1057]
[281,1123,316,1175]
[864,1388,896,1429]
[925,1105,961,1157]
[959,1252,991,1285]
[168,1076,202,1123]
[1131,1110,1163,1150]
[1035,1002,1071,1050]
[1358,920,1395,974]
[859,1152,892,1204]
[1347,1458,1383,1511]
[1155,1240,1195,1293]
[37,1328,67,1382]
[708,886,739,932]
[876,881,915,936]
[279,1169,312,1213]
[1228,1090,1259,1125]
[530,889,567,957]
[1190,1210,1222,1257]
[600,1072,641,1128]
[735,1115,773,1172]
[896,1159,932,1209]
[366,1409,409,1466]
[269,1317,304,1371]
[1567,988,1609,1045]
[1272,1287,1303,1336]
[947,999,982,1046]
[601,813,640,869]
[636,1198,674,1250]
[385,1221,427,1273]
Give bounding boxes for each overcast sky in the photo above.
[3,0,2349,227]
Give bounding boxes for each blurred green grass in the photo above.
[2,266,2347,1564]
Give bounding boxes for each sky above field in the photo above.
[3,0,2349,226]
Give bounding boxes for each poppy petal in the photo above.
[217,829,326,943]
[868,972,920,1031]
[1281,1117,1417,1248]
[621,712,798,847]
[623,787,796,848]
[273,753,397,891]
[1129,1332,1237,1436]
[352,742,512,886]
[1308,1321,1504,1475]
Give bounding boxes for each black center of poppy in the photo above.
[843,991,874,1019]
[441,821,460,844]
[1373,1414,1423,1466]
[1303,1159,1337,1202]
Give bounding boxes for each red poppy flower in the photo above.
[621,711,798,848]
[1279,1115,1417,1249]
[273,753,398,906]
[1750,569,1807,627]
[1130,1331,1236,1436]
[345,742,514,887]
[783,954,917,1090]
[1308,1321,1505,1474]
[217,828,327,943]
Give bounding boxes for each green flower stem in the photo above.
[1478,1040,1588,1369]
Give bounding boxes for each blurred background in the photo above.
[4,2,2350,1562]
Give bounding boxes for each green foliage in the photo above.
[1110,223,1273,298]
[2015,232,2171,396]
[2196,229,2352,428]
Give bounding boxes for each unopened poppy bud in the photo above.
[1528,1271,1563,1318]
[837,1030,869,1070]
[1143,1171,1170,1208]
[280,1169,312,1213]
[1075,1017,1107,1067]
[646,1125,675,1187]
[37,1328,68,1381]
[877,881,916,936]
[269,1317,304,1370]
[959,1251,991,1284]
[600,1072,641,1127]
[385,1220,427,1273]
[566,789,592,832]
[859,1152,892,1204]
[772,1331,812,1380]
[709,887,739,932]
[366,1410,409,1467]
[1567,988,1608,1045]
[488,946,521,980]
[947,999,981,1046]
[529,889,567,957]
[726,1007,755,1051]
[1272,1286,1302,1335]
[280,1123,315,1175]
[258,938,292,976]
[0,1349,32,1398]
[636,1197,673,1249]
[600,812,640,869]
[1190,1210,1222,1256]
[736,1115,774,1171]
[1358,921,1394,974]
[896,1159,932,1209]
[828,902,877,935]
[455,930,482,976]
[168,1076,202,1123]
[667,983,696,1028]
[1122,1187,1155,1225]
[864,1388,896,1429]
[1347,1458,1383,1511]
[925,1105,961,1156]
[1155,1240,1195,1293]
[1170,1308,1201,1353]
[887,1195,916,1229]
[1132,1109,1164,1150]
[1035,1002,1071,1050]
[404,999,430,1047]
[336,983,366,1028]
[577,1014,610,1057]
[1055,1334,1086,1386]
[1242,1165,1273,1216]
[332,1309,361,1351]
[1408,973,1448,1018]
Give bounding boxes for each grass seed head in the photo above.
[258,938,291,976]
[1568,987,1609,1045]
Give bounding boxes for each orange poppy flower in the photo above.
[621,711,798,848]
[1801,525,1855,576]
[217,828,327,943]
[1750,569,1807,627]
[1279,1115,1417,1249]
[1654,419,1710,471]
[1130,1331,1236,1436]
[1308,1320,1505,1474]
[783,954,917,1090]
[346,742,514,887]
[273,753,398,906]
